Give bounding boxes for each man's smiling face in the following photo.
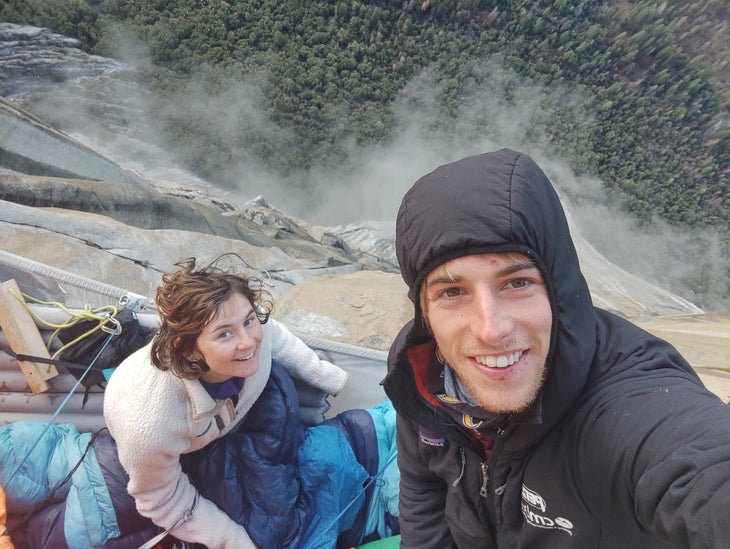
[422,252,552,413]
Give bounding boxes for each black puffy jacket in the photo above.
[384,149,730,548]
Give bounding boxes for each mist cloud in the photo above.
[126,51,730,312]
[14,26,725,312]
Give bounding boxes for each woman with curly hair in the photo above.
[103,254,355,548]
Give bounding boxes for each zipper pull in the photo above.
[183,493,198,522]
[452,447,466,487]
[480,461,489,498]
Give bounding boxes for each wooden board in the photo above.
[0,279,57,392]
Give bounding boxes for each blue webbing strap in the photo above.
[4,327,118,490]
[321,449,399,542]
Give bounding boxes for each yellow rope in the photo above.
[7,287,118,359]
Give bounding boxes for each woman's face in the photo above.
[194,292,264,383]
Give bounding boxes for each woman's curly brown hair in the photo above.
[150,254,272,379]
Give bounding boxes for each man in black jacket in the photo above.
[383,148,730,548]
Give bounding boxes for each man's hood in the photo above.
[393,149,596,448]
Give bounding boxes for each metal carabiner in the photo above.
[101,314,122,336]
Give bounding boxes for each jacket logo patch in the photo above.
[418,430,445,447]
[521,483,574,535]
[462,414,483,430]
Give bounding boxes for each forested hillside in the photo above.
[1,0,727,232]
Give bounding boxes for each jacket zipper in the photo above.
[480,461,489,498]
[451,447,489,499]
[452,447,466,487]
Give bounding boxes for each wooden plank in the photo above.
[0,279,58,392]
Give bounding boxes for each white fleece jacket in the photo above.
[103,319,348,549]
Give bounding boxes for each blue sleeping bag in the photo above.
[181,361,399,548]
[0,363,399,548]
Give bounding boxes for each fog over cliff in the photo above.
[1,22,727,314]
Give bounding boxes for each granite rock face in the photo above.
[0,83,702,318]
[3,22,727,397]
[0,21,397,294]
[0,23,120,98]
